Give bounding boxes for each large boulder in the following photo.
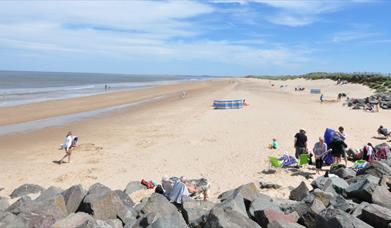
[372,185,391,209]
[215,191,248,218]
[359,204,391,228]
[358,160,391,178]
[0,197,9,212]
[139,193,178,217]
[62,184,87,214]
[114,190,135,208]
[147,213,188,228]
[0,211,28,228]
[311,176,330,189]
[10,184,44,199]
[289,182,309,201]
[182,196,215,227]
[204,207,261,228]
[35,186,63,201]
[218,183,261,210]
[96,219,123,228]
[345,177,377,202]
[350,202,370,218]
[331,167,356,180]
[124,181,146,195]
[313,189,334,207]
[329,195,355,212]
[315,208,372,228]
[253,208,299,227]
[78,183,136,224]
[322,177,349,194]
[380,175,391,188]
[249,194,281,221]
[6,196,32,215]
[51,212,95,228]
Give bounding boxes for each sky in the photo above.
[0,0,390,76]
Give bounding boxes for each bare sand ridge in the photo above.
[0,78,390,201]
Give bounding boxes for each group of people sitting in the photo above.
[155,176,209,207]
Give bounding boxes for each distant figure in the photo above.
[320,94,324,103]
[378,125,391,139]
[58,131,77,164]
[105,84,108,92]
[243,99,249,106]
[294,129,308,159]
[269,138,278,149]
[362,143,374,162]
[181,90,187,98]
[312,137,328,175]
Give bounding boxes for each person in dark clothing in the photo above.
[294,129,308,159]
[378,125,391,139]
[330,138,347,164]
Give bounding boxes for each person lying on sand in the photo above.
[162,176,209,205]
[58,131,77,164]
[378,125,391,139]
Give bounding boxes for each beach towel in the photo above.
[278,152,297,167]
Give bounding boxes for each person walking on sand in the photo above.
[294,129,308,159]
[58,131,75,164]
[320,94,324,103]
[312,137,328,175]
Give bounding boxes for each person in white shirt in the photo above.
[58,131,75,164]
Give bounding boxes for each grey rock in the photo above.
[372,185,391,209]
[350,202,370,218]
[62,184,87,214]
[380,175,391,188]
[315,208,372,228]
[271,198,299,214]
[259,182,282,189]
[359,204,391,228]
[252,208,299,227]
[268,221,306,228]
[10,184,44,199]
[17,211,57,228]
[309,198,326,214]
[204,207,261,228]
[214,191,248,218]
[0,211,28,228]
[52,212,95,228]
[114,190,135,208]
[182,196,215,227]
[289,181,309,201]
[139,193,178,217]
[95,219,123,228]
[249,194,281,220]
[334,167,356,179]
[313,189,334,207]
[124,181,146,195]
[322,177,349,194]
[79,183,135,223]
[147,213,188,228]
[35,186,63,201]
[311,176,330,189]
[0,197,9,212]
[358,160,391,178]
[5,195,32,215]
[345,178,377,202]
[218,183,261,210]
[330,195,355,212]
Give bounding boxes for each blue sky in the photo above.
[0,0,390,76]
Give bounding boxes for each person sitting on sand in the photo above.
[312,137,328,175]
[58,131,76,164]
[378,125,391,139]
[168,176,198,206]
[294,129,308,159]
[271,138,278,149]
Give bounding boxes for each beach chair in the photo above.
[269,156,283,168]
[298,154,309,166]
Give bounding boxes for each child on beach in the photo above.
[268,138,279,149]
[58,131,77,164]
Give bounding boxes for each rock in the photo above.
[218,183,261,209]
[204,207,261,228]
[313,189,334,208]
[288,203,317,228]
[330,195,355,212]
[332,167,356,180]
[309,198,326,214]
[289,182,309,201]
[359,204,391,228]
[249,194,281,220]
[0,211,27,228]
[62,184,87,214]
[380,175,391,189]
[268,221,306,228]
[139,193,178,217]
[35,186,63,201]
[253,208,299,227]
[214,191,248,218]
[311,176,330,189]
[0,197,9,211]
[315,208,372,228]
[79,183,136,223]
[10,184,44,199]
[17,211,57,228]
[5,196,32,215]
[114,190,135,208]
[124,181,146,195]
[271,198,299,214]
[345,177,377,203]
[322,177,349,194]
[372,185,391,209]
[182,196,215,227]
[96,219,124,228]
[147,213,188,228]
[346,174,380,186]
[259,182,282,189]
[52,212,95,228]
[358,160,391,178]
[350,202,370,218]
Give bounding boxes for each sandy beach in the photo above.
[1,78,390,201]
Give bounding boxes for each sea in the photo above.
[0,71,212,107]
